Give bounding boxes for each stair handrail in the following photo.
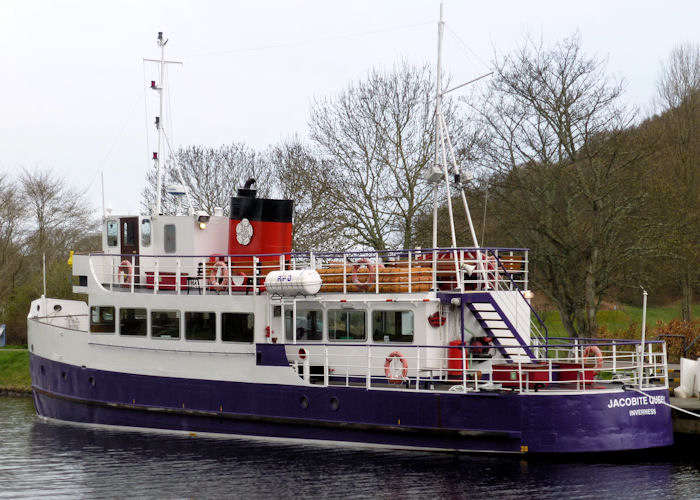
[489,252,549,352]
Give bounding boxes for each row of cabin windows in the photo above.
[106,219,172,253]
[90,306,253,342]
[285,309,414,343]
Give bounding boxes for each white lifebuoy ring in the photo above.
[582,345,603,370]
[384,351,408,384]
[208,261,229,292]
[118,260,132,288]
[351,258,384,292]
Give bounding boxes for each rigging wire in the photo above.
[445,24,491,72]
[86,92,144,192]
[182,22,433,58]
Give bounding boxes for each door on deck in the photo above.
[120,217,140,284]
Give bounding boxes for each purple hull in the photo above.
[30,353,673,454]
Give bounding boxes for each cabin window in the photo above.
[122,221,135,246]
[328,309,366,341]
[285,308,323,342]
[372,310,414,343]
[221,312,254,343]
[164,224,176,253]
[106,220,118,247]
[151,310,180,339]
[90,306,115,333]
[141,219,151,247]
[185,312,216,341]
[120,308,147,336]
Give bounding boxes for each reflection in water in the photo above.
[0,397,698,499]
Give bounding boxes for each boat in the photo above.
[27,14,673,454]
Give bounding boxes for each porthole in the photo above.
[40,365,45,376]
[330,397,340,412]
[89,376,96,387]
[53,304,62,312]
[299,395,309,409]
[62,371,67,381]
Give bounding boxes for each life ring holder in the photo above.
[582,345,604,371]
[351,258,384,291]
[208,261,229,292]
[118,260,132,288]
[384,351,408,384]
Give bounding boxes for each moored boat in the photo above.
[27,14,673,455]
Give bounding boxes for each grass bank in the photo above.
[0,347,31,395]
[540,302,700,338]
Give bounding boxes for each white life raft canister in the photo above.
[264,270,322,296]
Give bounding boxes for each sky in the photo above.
[1,0,698,216]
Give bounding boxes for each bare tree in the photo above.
[474,33,647,338]
[654,42,700,321]
[19,168,95,265]
[0,174,25,304]
[140,142,273,216]
[268,138,341,251]
[309,61,465,250]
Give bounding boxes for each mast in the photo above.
[144,32,182,215]
[430,2,481,251]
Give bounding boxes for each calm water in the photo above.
[1,397,698,499]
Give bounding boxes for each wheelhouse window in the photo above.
[106,220,118,247]
[164,224,176,253]
[285,308,323,342]
[151,310,180,339]
[185,312,216,341]
[328,309,366,341]
[90,306,115,333]
[372,310,414,343]
[222,312,254,343]
[141,219,151,247]
[120,308,147,336]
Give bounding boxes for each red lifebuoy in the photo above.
[384,351,408,384]
[582,345,603,370]
[428,311,446,328]
[351,258,385,292]
[208,261,229,292]
[118,260,132,288]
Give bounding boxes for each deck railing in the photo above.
[283,338,667,393]
[87,247,529,296]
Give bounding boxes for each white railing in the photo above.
[86,247,529,296]
[283,339,668,393]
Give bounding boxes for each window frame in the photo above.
[284,308,324,342]
[221,312,255,343]
[327,309,366,342]
[184,311,216,342]
[119,307,147,336]
[106,219,118,247]
[151,309,181,339]
[371,310,414,343]
[90,306,115,334]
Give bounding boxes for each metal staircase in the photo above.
[460,292,537,363]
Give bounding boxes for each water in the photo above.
[1,397,698,499]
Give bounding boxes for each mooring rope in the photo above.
[626,387,700,418]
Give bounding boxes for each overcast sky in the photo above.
[1,0,698,215]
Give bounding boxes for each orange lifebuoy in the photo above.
[351,258,385,291]
[208,261,229,292]
[384,351,408,384]
[118,260,132,288]
[582,345,603,370]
